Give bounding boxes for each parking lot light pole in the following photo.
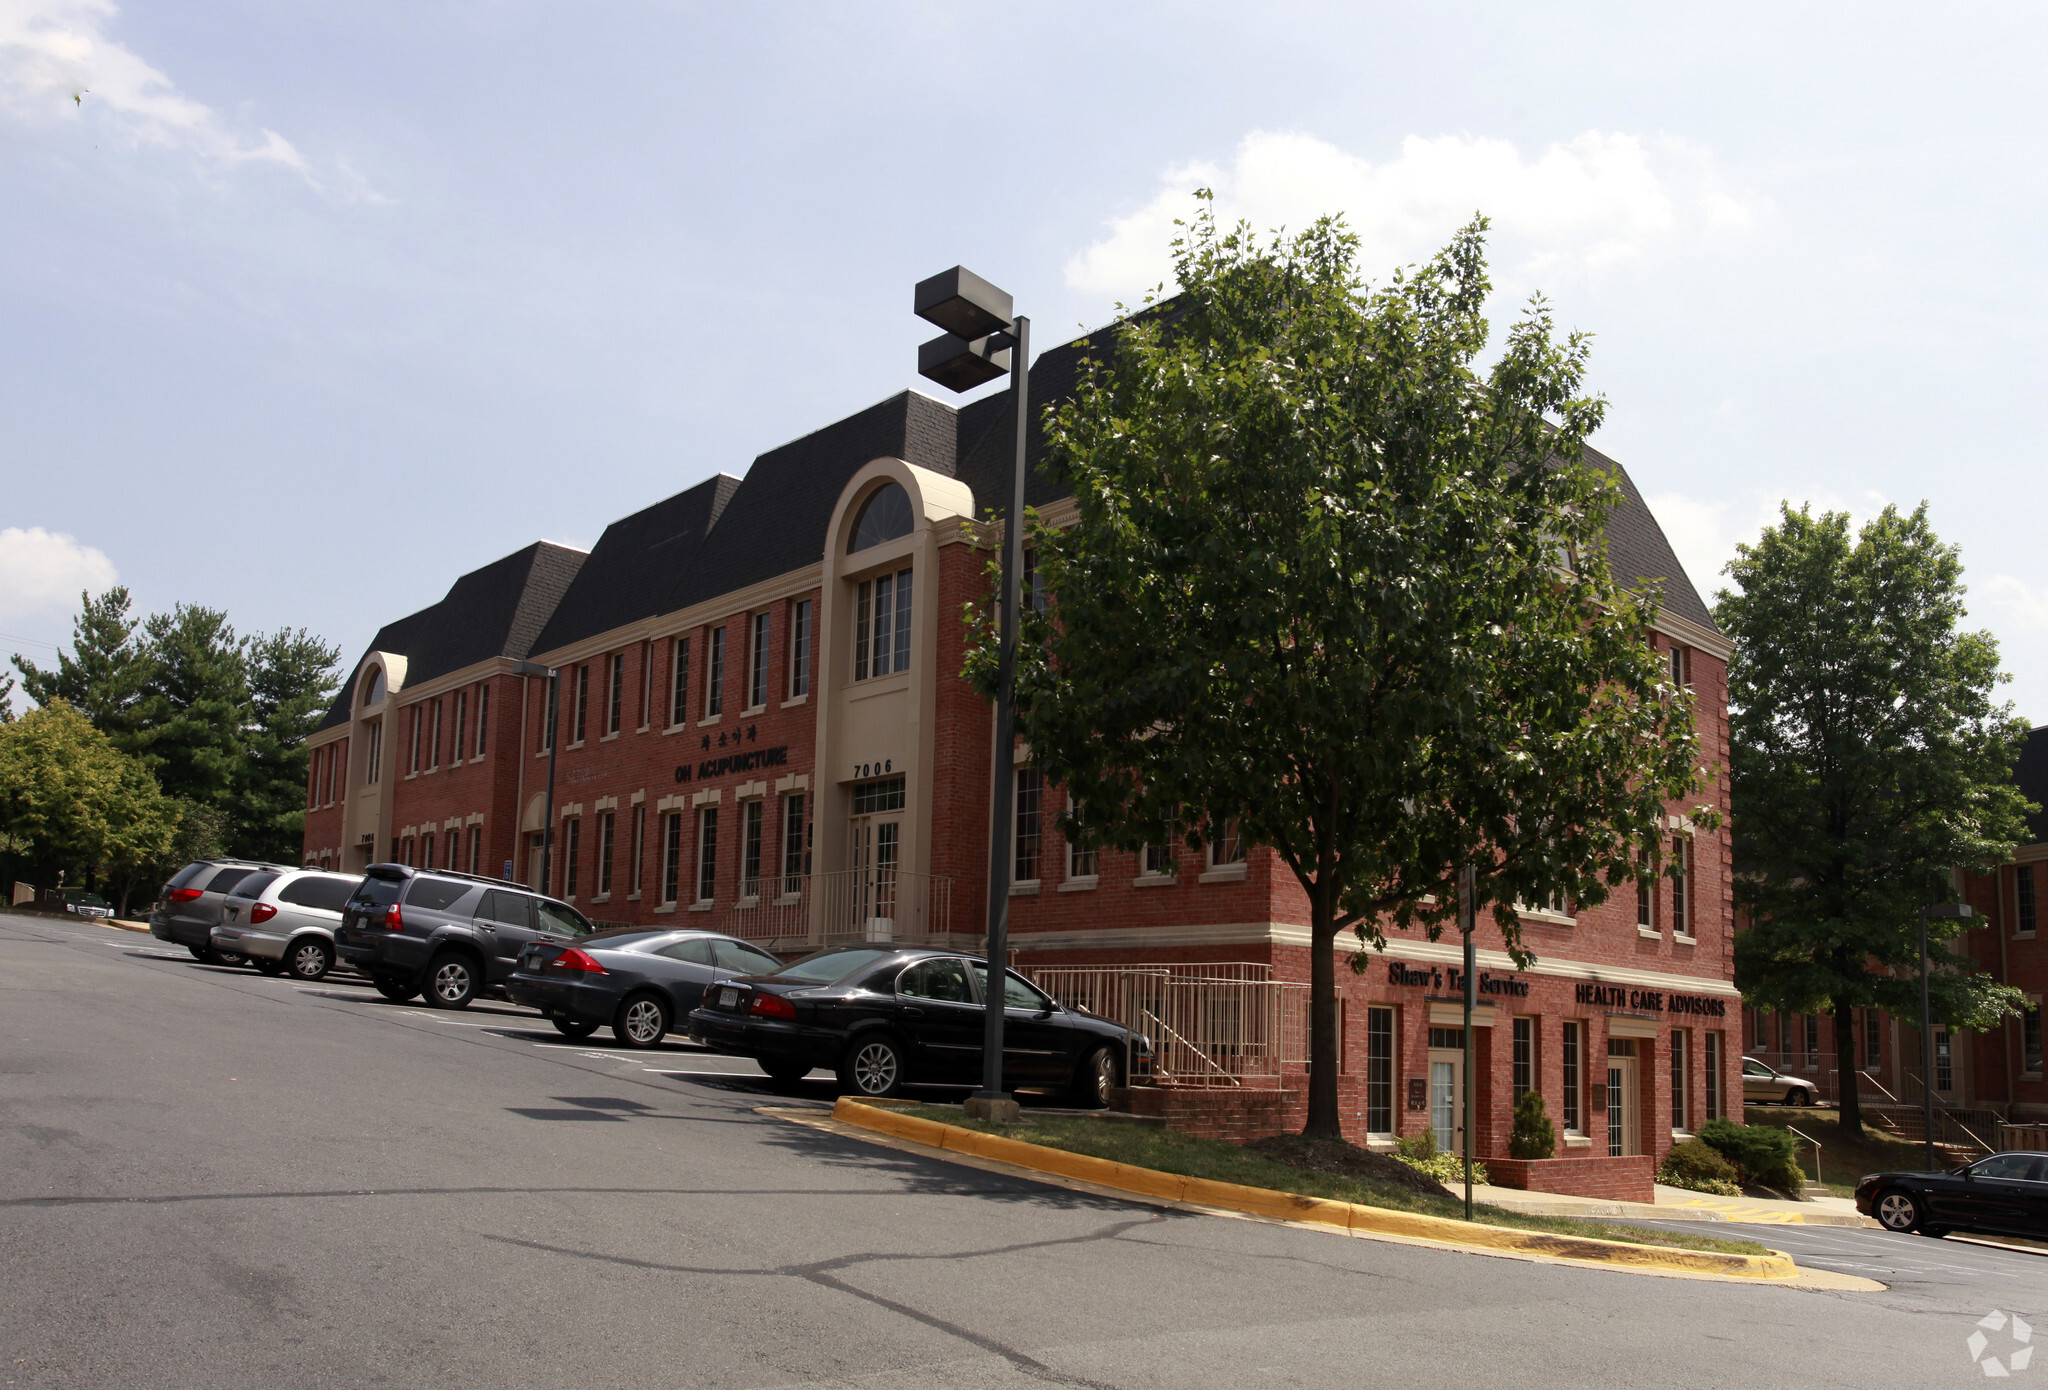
[1459,864,1477,1221]
[913,266,1025,1124]
[1916,901,1974,1172]
[512,661,558,893]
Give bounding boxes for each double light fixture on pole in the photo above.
[1916,901,1975,1172]
[914,266,1028,1123]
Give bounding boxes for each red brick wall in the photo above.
[1116,1086,1307,1144]
[301,734,348,865]
[1486,1156,1655,1204]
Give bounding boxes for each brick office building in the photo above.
[303,327,1737,1198]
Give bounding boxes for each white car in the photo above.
[211,869,361,981]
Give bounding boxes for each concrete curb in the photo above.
[831,1098,1803,1281]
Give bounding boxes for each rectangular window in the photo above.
[661,812,682,905]
[853,568,914,681]
[422,832,434,870]
[1142,837,1176,878]
[1804,1013,1819,1059]
[741,799,764,897]
[607,652,624,735]
[1671,1028,1690,1132]
[1936,1030,1953,1092]
[789,598,812,698]
[2019,865,2038,935]
[641,640,654,729]
[1670,644,1691,688]
[467,825,481,874]
[1671,836,1691,934]
[429,700,442,768]
[2024,1001,2043,1075]
[1561,1020,1582,1132]
[1865,1010,1882,1070]
[1067,797,1098,880]
[453,690,467,764]
[410,707,422,773]
[366,720,382,784]
[1207,817,1244,867]
[1365,1006,1395,1135]
[1014,768,1042,881]
[670,637,689,728]
[573,663,589,744]
[563,818,581,898]
[696,807,719,903]
[630,806,645,896]
[597,811,615,896]
[851,776,906,815]
[1512,1016,1534,1099]
[1704,1030,1723,1122]
[542,674,558,753]
[475,684,489,757]
[1636,848,1653,929]
[706,628,725,717]
[749,612,770,710]
[782,794,807,894]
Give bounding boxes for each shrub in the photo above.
[1657,1139,1742,1196]
[1507,1090,1556,1160]
[1392,1128,1488,1186]
[1697,1117,1806,1192]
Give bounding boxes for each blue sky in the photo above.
[4,2,2045,720]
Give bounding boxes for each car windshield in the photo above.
[536,901,592,937]
[772,949,895,985]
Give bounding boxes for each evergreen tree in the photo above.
[12,587,153,747]
[236,628,342,862]
[132,604,249,814]
[1718,504,2032,1133]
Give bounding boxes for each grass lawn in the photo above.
[1740,1105,1932,1197]
[895,1104,1772,1258]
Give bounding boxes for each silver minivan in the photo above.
[212,869,361,981]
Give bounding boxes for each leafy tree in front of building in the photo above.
[1717,504,2032,1135]
[0,702,178,909]
[974,198,1713,1140]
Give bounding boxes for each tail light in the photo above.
[169,888,204,903]
[749,992,796,1020]
[383,903,403,930]
[249,903,277,924]
[553,948,606,974]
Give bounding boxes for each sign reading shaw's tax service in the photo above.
[1573,982,1728,1016]
[1385,961,1530,996]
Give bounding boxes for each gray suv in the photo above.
[211,868,361,981]
[333,864,594,1009]
[150,859,294,965]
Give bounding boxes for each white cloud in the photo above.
[0,525,118,629]
[1066,129,1765,301]
[0,0,312,181]
[1981,575,2048,632]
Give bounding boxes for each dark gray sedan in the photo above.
[507,929,784,1048]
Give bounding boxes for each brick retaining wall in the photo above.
[1486,1155,1656,1203]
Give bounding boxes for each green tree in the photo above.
[235,627,341,862]
[1718,504,2031,1134]
[976,202,1712,1139]
[132,604,248,813]
[12,587,153,747]
[0,667,15,723]
[0,702,177,897]
[105,796,228,917]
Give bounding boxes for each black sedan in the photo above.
[507,929,784,1048]
[1855,1151,2048,1239]
[686,945,1149,1104]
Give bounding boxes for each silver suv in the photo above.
[211,869,361,981]
[149,859,294,965]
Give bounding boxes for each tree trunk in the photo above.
[1302,900,1343,1140]
[1834,1002,1863,1135]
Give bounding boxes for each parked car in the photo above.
[211,868,362,981]
[687,945,1150,1104]
[149,859,294,965]
[507,929,784,1047]
[1856,1151,2048,1239]
[1741,1056,1820,1107]
[44,888,113,920]
[333,864,594,1008]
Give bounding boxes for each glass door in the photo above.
[847,816,900,940]
[1607,1056,1640,1156]
[1428,1043,1464,1153]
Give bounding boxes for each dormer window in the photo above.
[360,667,385,707]
[849,483,913,552]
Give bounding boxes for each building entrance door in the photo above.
[1607,1054,1640,1156]
[1428,1036,1464,1153]
[526,832,545,891]
[847,816,900,941]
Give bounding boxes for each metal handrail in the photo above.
[1857,1070,1902,1105]
[1786,1124,1824,1189]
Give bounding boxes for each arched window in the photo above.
[360,666,385,707]
[848,482,914,552]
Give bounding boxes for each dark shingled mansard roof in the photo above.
[322,320,1714,732]
[316,541,586,732]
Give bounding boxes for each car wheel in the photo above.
[286,938,334,982]
[612,993,671,1048]
[762,1058,812,1086]
[253,958,286,977]
[1783,1088,1811,1107]
[1068,1046,1118,1109]
[372,972,421,1002]
[1875,1188,1922,1232]
[838,1035,905,1098]
[186,944,210,962]
[212,949,249,968]
[423,954,480,1009]
[551,1016,600,1039]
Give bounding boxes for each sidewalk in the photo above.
[1471,1181,1876,1227]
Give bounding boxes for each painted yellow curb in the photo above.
[833,1098,1799,1280]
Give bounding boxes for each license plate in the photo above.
[719,986,740,1008]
